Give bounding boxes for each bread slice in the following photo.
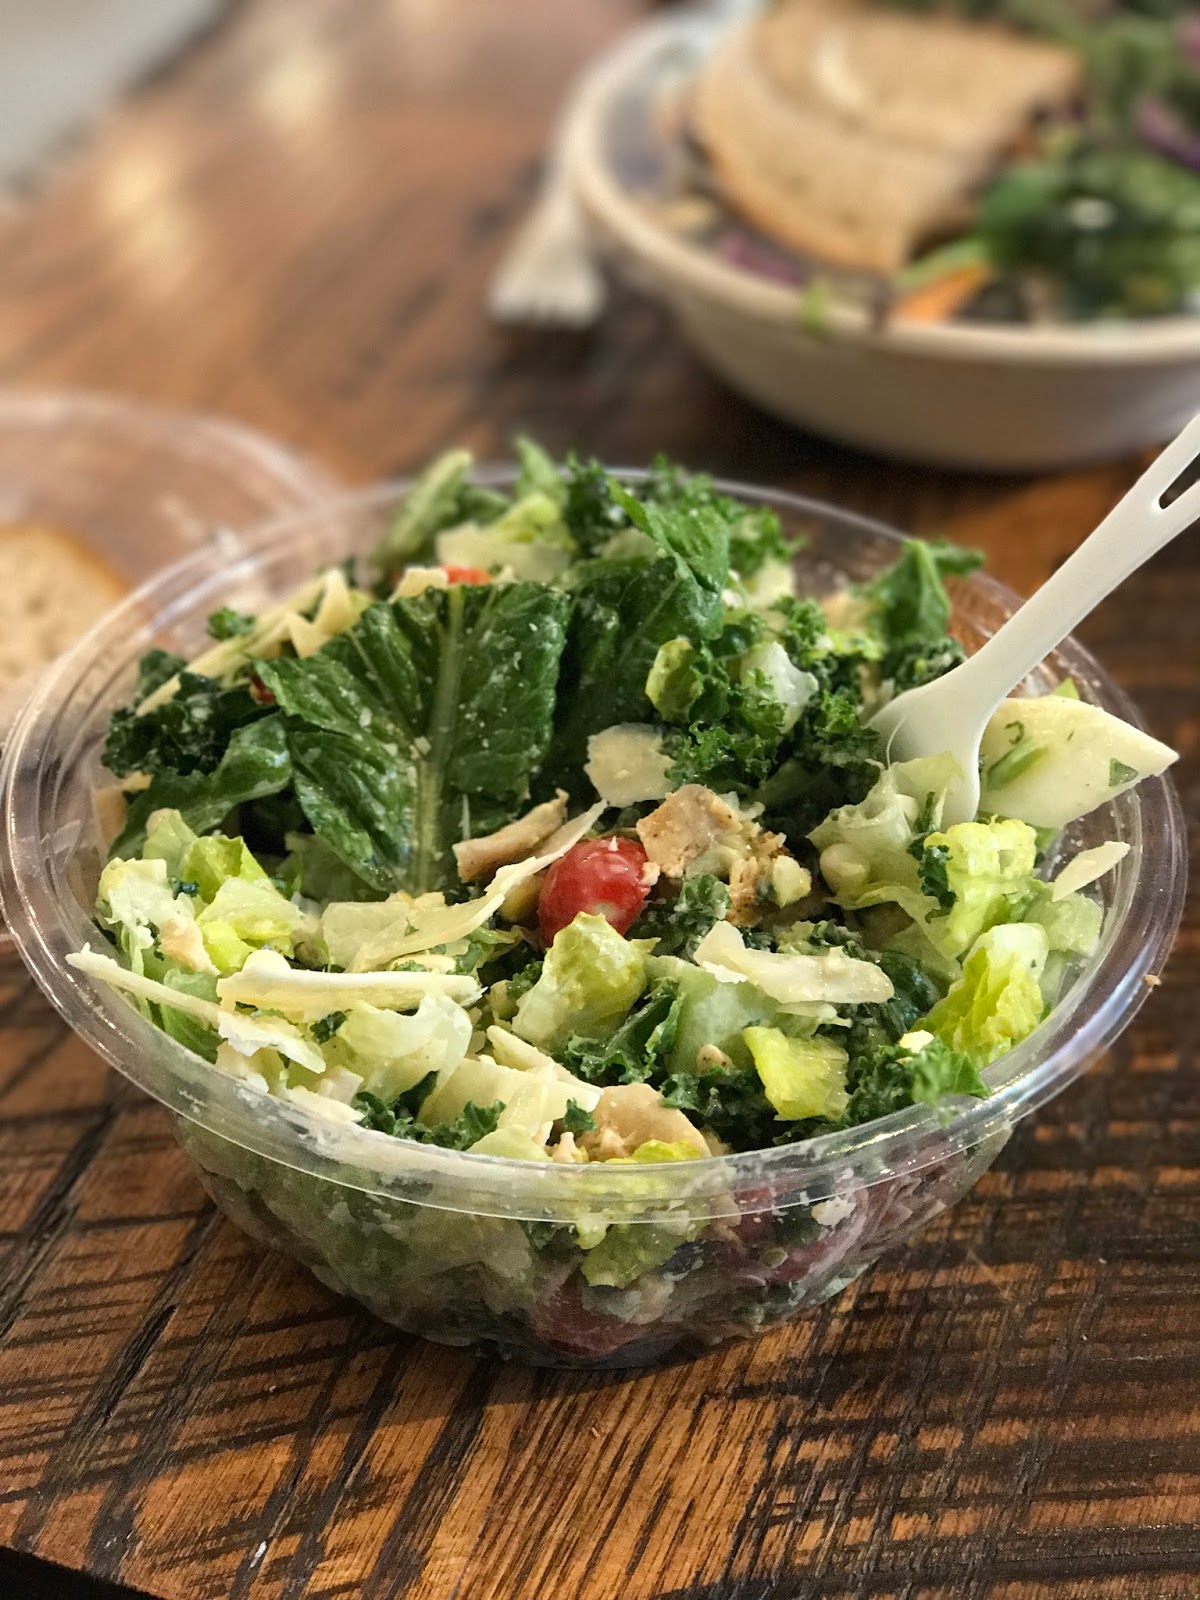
[0,521,128,730]
[757,0,1082,160]
[692,0,1081,275]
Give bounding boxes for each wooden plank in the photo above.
[0,1,1196,1597]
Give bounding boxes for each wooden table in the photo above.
[0,3,1197,1596]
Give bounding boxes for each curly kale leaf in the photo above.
[630,875,731,959]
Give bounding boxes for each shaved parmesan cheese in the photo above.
[1051,840,1130,901]
[693,921,894,1005]
[217,948,480,1020]
[485,1024,597,1090]
[281,1085,363,1123]
[347,803,605,970]
[69,948,221,1022]
[586,725,674,806]
[218,1008,326,1074]
[391,566,449,599]
[137,568,370,711]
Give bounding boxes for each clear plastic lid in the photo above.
[0,388,337,945]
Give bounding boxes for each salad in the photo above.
[670,0,1200,324]
[70,444,1176,1358]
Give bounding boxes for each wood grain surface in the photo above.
[0,2,1197,1597]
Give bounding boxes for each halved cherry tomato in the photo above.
[441,564,491,586]
[538,835,651,944]
[249,672,276,705]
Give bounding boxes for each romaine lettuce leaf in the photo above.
[923,923,1048,1067]
[743,1027,849,1121]
[335,994,473,1101]
[918,817,1039,958]
[258,581,571,892]
[420,1053,600,1137]
[513,913,654,1052]
[370,448,475,570]
[196,877,309,968]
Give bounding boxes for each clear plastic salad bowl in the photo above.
[0,477,1185,1368]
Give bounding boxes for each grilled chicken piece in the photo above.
[453,791,568,883]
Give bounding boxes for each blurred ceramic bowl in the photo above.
[566,16,1200,471]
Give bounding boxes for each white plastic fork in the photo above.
[872,412,1200,826]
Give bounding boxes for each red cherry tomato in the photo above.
[441,564,491,586]
[249,672,276,705]
[538,835,651,944]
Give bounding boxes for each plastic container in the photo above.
[0,477,1185,1367]
[0,388,337,951]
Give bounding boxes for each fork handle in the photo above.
[956,413,1200,712]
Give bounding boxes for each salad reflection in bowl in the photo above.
[0,445,1184,1367]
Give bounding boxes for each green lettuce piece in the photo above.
[282,832,383,903]
[513,914,654,1052]
[196,877,308,969]
[181,834,269,901]
[923,923,1048,1067]
[97,855,201,978]
[370,448,474,570]
[1019,881,1104,958]
[420,1053,599,1136]
[580,1216,699,1289]
[468,1128,553,1160]
[742,1027,849,1121]
[809,754,961,899]
[622,1139,701,1164]
[919,817,1039,958]
[258,581,571,893]
[660,960,788,1076]
[151,966,221,1061]
[142,809,199,879]
[514,436,567,506]
[335,994,473,1102]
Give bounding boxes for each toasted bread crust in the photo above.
[692,0,1081,275]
